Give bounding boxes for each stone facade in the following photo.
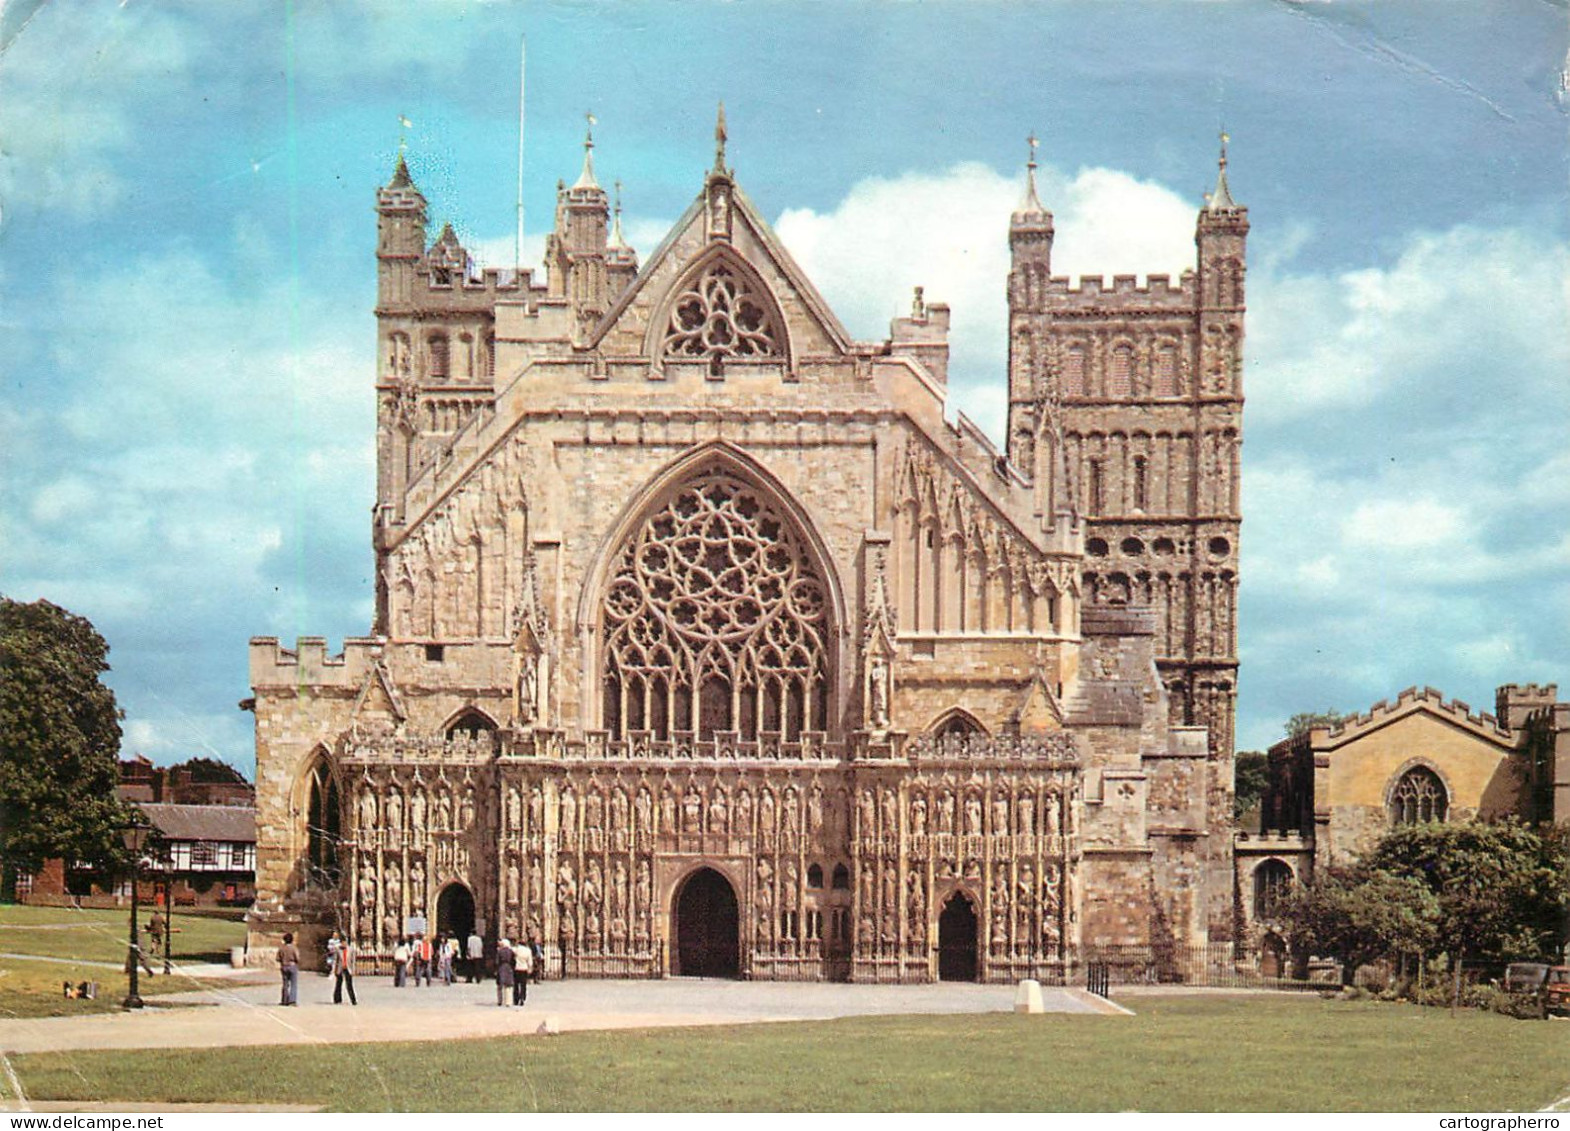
[247,121,1244,979]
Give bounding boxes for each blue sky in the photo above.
[1,0,1566,771]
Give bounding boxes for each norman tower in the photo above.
[1005,135,1246,760]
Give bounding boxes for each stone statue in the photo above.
[709,785,729,834]
[409,859,425,905]
[559,787,577,843]
[635,786,652,835]
[556,858,577,905]
[756,858,774,907]
[583,859,603,909]
[759,789,776,837]
[992,790,1009,836]
[530,785,545,836]
[358,788,376,835]
[808,785,824,833]
[782,860,799,906]
[410,788,427,835]
[586,789,605,850]
[506,857,521,905]
[735,787,753,835]
[437,789,453,832]
[938,790,956,834]
[880,788,896,836]
[529,856,543,906]
[907,871,925,934]
[386,789,403,832]
[611,858,629,917]
[882,866,897,912]
[1018,791,1035,836]
[507,786,522,832]
[857,789,875,838]
[611,788,630,848]
[635,859,652,915]
[910,793,928,837]
[682,784,702,832]
[459,787,475,830]
[783,788,800,839]
[660,786,677,833]
[384,860,402,913]
[868,653,890,728]
[964,793,982,836]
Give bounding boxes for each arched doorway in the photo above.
[937,892,979,981]
[673,867,740,978]
[436,882,475,944]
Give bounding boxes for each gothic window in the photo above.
[1390,766,1448,825]
[602,467,831,741]
[1253,859,1292,920]
[932,711,985,739]
[304,756,341,886]
[427,332,450,381]
[483,332,496,379]
[1133,455,1149,512]
[1109,344,1133,398]
[1062,345,1086,396]
[662,260,783,362]
[807,864,824,889]
[446,708,497,739]
[831,863,851,890]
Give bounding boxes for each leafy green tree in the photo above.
[1285,710,1353,739]
[0,597,131,899]
[1363,819,1564,967]
[1233,750,1269,823]
[168,756,248,785]
[1284,866,1439,984]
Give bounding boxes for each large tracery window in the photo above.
[602,469,830,741]
[1390,766,1448,825]
[662,260,783,362]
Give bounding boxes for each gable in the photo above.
[590,173,855,368]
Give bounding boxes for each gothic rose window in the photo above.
[1390,766,1447,825]
[602,469,830,741]
[662,261,782,362]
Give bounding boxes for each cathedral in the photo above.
[246,112,1247,982]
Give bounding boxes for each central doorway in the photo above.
[937,892,979,981]
[436,882,475,944]
[673,867,740,978]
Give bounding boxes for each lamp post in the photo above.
[120,816,151,1010]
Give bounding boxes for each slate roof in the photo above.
[138,803,257,844]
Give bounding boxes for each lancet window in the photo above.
[304,755,341,886]
[602,468,831,741]
[1390,766,1447,825]
[662,259,783,361]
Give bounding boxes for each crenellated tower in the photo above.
[1005,134,1246,760]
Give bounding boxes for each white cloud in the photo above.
[1343,498,1463,549]
[775,161,1196,440]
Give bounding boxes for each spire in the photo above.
[1206,128,1237,211]
[388,152,414,190]
[573,112,600,190]
[610,179,628,249]
[1018,132,1046,214]
[713,101,728,174]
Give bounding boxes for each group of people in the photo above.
[494,937,543,1006]
[277,929,544,1007]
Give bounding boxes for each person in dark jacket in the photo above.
[495,938,516,1007]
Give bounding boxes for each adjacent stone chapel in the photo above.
[246,112,1248,981]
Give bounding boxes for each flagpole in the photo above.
[515,35,526,275]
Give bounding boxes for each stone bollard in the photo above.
[536,1015,561,1035]
[1015,978,1045,1014]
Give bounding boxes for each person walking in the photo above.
[277,932,300,1006]
[392,937,410,988]
[495,937,515,1007]
[514,937,534,1005]
[416,934,433,986]
[324,930,341,977]
[530,938,544,985]
[440,935,457,985]
[332,935,358,1005]
[466,929,483,984]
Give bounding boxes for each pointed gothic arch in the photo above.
[444,706,498,739]
[929,708,988,739]
[299,748,343,889]
[644,246,792,371]
[584,444,844,742]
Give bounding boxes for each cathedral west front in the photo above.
[246,112,1247,982]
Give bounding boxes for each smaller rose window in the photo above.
[663,261,782,361]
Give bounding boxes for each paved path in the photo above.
[0,974,1118,1055]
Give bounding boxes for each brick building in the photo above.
[247,116,1246,978]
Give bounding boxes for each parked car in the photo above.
[1544,967,1570,1017]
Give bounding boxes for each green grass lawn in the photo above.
[10,995,1569,1111]
[0,903,246,965]
[0,904,249,1019]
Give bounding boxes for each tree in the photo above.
[1234,750,1269,823]
[1285,710,1353,739]
[0,597,132,899]
[1284,866,1439,984]
[1363,819,1564,968]
[167,756,248,785]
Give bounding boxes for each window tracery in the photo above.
[662,261,782,361]
[304,756,341,886]
[1390,766,1447,825]
[602,468,830,741]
